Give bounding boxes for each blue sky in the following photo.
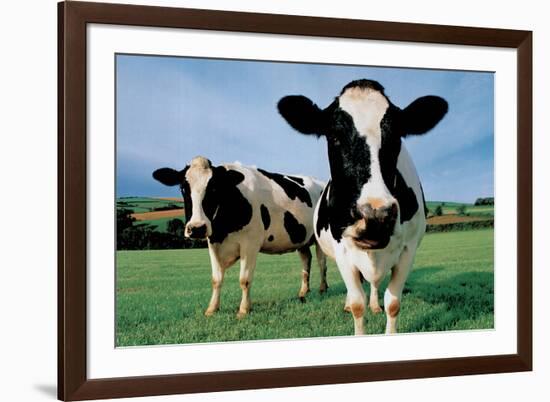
[116,54,494,203]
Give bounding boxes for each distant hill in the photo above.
[117,197,184,232]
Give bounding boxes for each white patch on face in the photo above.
[339,87,395,210]
[339,87,389,143]
[185,157,213,232]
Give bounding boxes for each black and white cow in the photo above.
[277,79,448,334]
[153,156,328,318]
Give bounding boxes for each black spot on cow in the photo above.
[419,183,428,218]
[286,175,304,185]
[268,235,274,242]
[257,168,312,207]
[392,171,419,223]
[202,166,253,243]
[324,100,373,241]
[283,211,306,244]
[379,107,404,191]
[316,181,331,237]
[260,204,271,230]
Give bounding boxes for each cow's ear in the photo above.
[402,96,448,136]
[152,167,187,186]
[277,95,324,136]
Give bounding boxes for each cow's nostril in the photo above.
[189,224,207,239]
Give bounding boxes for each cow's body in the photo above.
[315,146,426,332]
[278,79,447,334]
[153,157,328,318]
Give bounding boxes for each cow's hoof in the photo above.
[298,287,310,302]
[204,309,217,317]
[236,311,248,319]
[369,304,383,314]
[319,284,329,294]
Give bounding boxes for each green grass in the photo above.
[425,201,494,216]
[140,216,185,232]
[116,229,494,346]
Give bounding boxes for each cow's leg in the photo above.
[344,273,365,312]
[384,246,415,334]
[205,247,226,317]
[297,246,312,301]
[315,243,329,294]
[344,294,351,312]
[369,281,383,314]
[337,262,366,335]
[237,249,258,319]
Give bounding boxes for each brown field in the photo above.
[427,214,489,225]
[132,209,183,221]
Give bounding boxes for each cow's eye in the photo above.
[332,136,341,146]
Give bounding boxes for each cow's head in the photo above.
[278,79,447,249]
[152,156,216,240]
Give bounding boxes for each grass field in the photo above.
[117,197,183,214]
[137,216,183,232]
[425,201,494,216]
[116,229,494,346]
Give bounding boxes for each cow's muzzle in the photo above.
[185,223,208,239]
[352,203,398,250]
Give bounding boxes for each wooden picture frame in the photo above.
[58,1,532,400]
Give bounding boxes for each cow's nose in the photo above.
[365,203,398,232]
[186,224,207,239]
[360,202,398,223]
[354,202,398,249]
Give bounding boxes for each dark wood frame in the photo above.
[58,1,532,400]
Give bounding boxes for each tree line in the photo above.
[432,203,467,217]
[117,208,206,250]
[474,197,494,206]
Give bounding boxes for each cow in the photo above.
[277,79,448,335]
[152,156,328,318]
